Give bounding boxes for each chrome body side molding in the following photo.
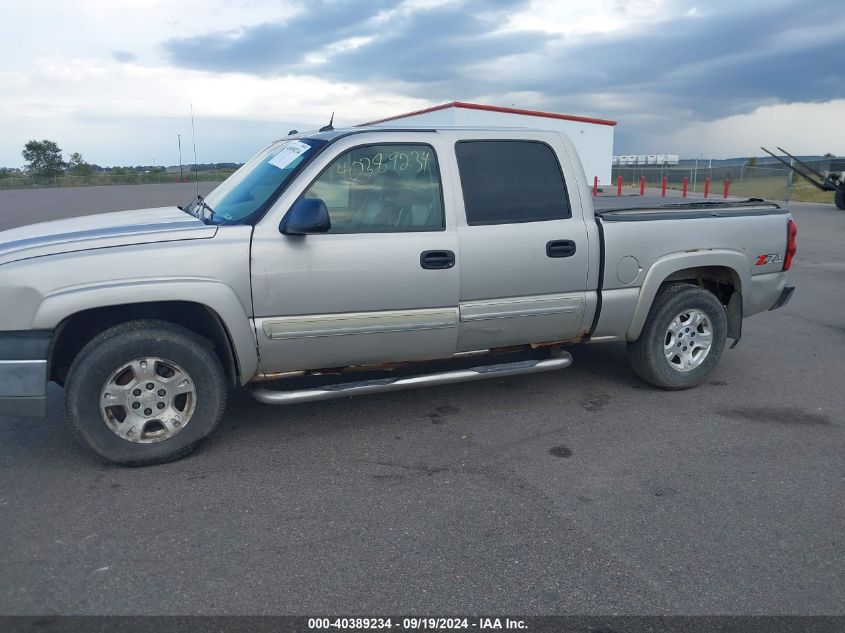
[261,308,459,340]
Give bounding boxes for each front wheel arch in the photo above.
[65,319,228,465]
[50,301,240,388]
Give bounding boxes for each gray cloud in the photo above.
[165,0,539,77]
[163,0,845,150]
[532,2,845,118]
[310,2,546,84]
[112,51,137,63]
[166,0,396,74]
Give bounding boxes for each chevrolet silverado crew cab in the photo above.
[0,127,797,465]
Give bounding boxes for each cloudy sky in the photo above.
[1,0,843,167]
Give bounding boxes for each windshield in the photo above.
[192,138,325,224]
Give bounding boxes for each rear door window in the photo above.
[455,140,571,225]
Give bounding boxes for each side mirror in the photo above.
[280,198,331,235]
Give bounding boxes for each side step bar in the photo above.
[251,350,573,405]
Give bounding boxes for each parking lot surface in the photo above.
[0,185,842,614]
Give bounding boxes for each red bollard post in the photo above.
[723,177,730,199]
[682,176,688,197]
[592,176,598,197]
[640,175,646,196]
[661,176,667,197]
[617,175,623,196]
[704,177,710,198]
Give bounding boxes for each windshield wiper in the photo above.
[185,194,216,223]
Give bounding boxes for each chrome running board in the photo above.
[251,350,572,405]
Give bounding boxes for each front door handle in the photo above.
[420,250,456,270]
[546,240,577,258]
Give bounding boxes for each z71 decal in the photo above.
[756,253,783,266]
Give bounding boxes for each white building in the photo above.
[360,101,617,185]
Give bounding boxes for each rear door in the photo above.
[451,135,590,351]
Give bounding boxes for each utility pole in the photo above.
[785,158,794,202]
[693,157,699,193]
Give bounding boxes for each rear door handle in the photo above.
[546,240,577,258]
[420,250,456,270]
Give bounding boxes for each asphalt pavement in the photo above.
[0,184,842,615]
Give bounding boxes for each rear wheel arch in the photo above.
[627,282,728,389]
[627,253,748,341]
[662,265,742,303]
[662,266,743,342]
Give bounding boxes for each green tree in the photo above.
[22,139,65,177]
[68,152,93,177]
[824,152,835,158]
[745,156,757,167]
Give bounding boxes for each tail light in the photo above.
[783,219,797,270]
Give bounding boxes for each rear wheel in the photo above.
[835,189,844,210]
[627,283,727,389]
[65,320,227,465]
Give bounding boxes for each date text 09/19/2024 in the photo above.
[307,617,528,630]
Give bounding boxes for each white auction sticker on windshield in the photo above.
[268,141,311,169]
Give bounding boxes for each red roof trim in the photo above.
[358,101,617,127]
[358,102,460,126]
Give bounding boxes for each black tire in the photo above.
[835,189,845,211]
[627,283,727,390]
[65,319,227,466]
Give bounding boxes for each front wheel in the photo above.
[627,283,727,390]
[65,320,227,465]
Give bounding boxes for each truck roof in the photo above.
[277,126,560,143]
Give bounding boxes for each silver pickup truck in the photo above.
[0,127,797,465]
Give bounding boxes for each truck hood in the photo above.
[0,206,217,265]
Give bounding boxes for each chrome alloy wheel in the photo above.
[663,309,713,372]
[99,357,197,443]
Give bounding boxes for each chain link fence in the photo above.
[3,160,838,205]
[611,159,836,204]
[0,170,233,191]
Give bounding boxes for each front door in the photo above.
[250,139,459,374]
[452,137,590,351]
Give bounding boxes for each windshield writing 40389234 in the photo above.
[337,150,432,182]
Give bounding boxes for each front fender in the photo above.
[626,250,750,341]
[32,277,259,384]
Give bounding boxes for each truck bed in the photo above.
[594,198,788,222]
[589,196,793,343]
